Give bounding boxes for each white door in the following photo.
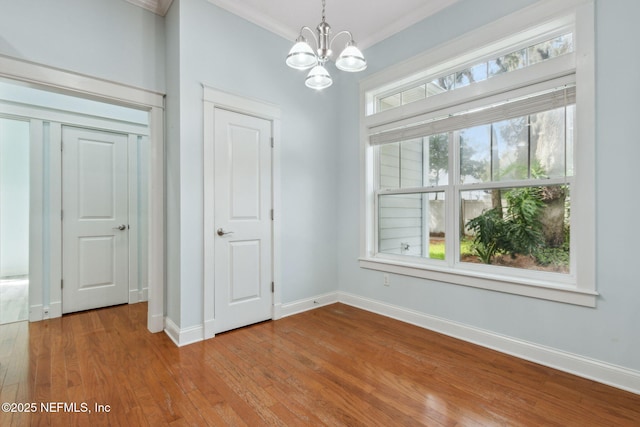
[62,127,129,314]
[213,108,272,334]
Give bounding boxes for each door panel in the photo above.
[213,109,272,334]
[229,240,261,303]
[78,139,116,218]
[62,127,128,314]
[229,125,262,219]
[78,236,115,288]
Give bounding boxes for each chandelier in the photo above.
[285,0,367,90]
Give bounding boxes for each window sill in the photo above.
[359,257,597,307]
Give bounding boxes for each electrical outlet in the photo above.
[383,273,390,286]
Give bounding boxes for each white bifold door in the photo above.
[62,127,129,314]
[213,108,273,334]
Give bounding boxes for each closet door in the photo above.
[62,126,128,313]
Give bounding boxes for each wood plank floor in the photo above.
[0,302,638,426]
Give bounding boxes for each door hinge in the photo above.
[270,209,274,221]
[271,281,274,293]
[61,279,64,289]
[270,137,274,148]
[61,210,63,220]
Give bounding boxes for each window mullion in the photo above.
[457,177,570,192]
[372,145,381,257]
[422,137,430,257]
[447,130,458,267]
[377,186,448,196]
[397,143,402,188]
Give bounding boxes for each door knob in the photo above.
[112,224,127,230]
[217,228,234,236]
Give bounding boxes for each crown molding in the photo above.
[125,0,173,16]
[206,0,459,49]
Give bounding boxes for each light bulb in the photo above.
[336,43,367,72]
[286,39,317,70]
[305,65,332,90]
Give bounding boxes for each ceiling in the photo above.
[126,0,460,49]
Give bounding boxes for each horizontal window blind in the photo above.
[369,85,575,146]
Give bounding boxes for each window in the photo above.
[360,1,596,306]
[376,33,574,113]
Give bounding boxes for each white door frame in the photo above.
[203,86,281,340]
[0,55,165,333]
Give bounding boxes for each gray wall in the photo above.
[165,0,341,329]
[0,118,29,278]
[0,0,165,93]
[164,0,182,327]
[337,0,640,372]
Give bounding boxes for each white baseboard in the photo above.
[166,290,339,345]
[274,291,339,319]
[129,287,149,304]
[337,291,640,395]
[147,312,164,333]
[164,317,204,347]
[49,301,62,319]
[29,304,42,322]
[203,319,216,340]
[29,301,62,321]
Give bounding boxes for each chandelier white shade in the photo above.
[286,37,317,70]
[335,43,367,72]
[286,0,367,89]
[305,64,332,89]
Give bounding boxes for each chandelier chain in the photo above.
[321,0,326,22]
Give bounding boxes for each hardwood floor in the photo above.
[0,302,638,426]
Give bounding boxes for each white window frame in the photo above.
[359,0,596,307]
